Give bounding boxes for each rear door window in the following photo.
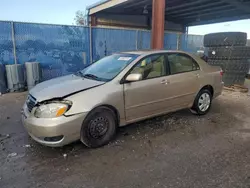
[167,53,200,75]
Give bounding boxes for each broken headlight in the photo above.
[34,101,72,118]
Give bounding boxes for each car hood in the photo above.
[29,74,105,102]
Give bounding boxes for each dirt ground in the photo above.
[0,91,250,188]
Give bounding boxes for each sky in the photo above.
[1,0,250,38]
[0,0,99,25]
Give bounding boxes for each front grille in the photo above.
[26,95,37,112]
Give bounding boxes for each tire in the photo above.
[207,59,225,70]
[204,32,247,47]
[207,59,250,72]
[80,107,117,148]
[223,72,247,86]
[225,62,249,73]
[191,89,212,115]
[208,46,250,60]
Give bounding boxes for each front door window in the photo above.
[129,54,168,80]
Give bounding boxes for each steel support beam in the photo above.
[166,0,211,12]
[168,4,232,17]
[187,14,250,26]
[182,9,236,19]
[151,0,165,49]
[223,0,250,14]
[124,0,151,9]
[89,0,129,15]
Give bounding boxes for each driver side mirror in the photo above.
[125,73,142,82]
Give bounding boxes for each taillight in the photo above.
[220,70,224,76]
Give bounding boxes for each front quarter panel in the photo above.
[64,81,125,124]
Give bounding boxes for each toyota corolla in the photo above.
[22,50,223,148]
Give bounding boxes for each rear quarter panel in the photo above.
[191,54,223,98]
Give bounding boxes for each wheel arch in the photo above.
[190,85,213,115]
[199,85,214,97]
[87,105,120,126]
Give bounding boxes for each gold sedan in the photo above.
[22,50,223,148]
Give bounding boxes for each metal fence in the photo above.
[0,21,204,80]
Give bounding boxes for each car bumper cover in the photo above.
[21,104,87,147]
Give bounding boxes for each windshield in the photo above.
[80,54,138,82]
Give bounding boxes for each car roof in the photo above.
[116,50,209,70]
[121,50,191,56]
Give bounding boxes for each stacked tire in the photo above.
[204,32,250,86]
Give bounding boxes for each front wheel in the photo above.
[191,89,212,115]
[80,107,117,148]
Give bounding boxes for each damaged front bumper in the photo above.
[21,103,87,147]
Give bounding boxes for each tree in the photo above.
[74,10,87,26]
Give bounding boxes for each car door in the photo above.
[165,52,201,109]
[123,53,170,122]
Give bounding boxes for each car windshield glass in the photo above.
[80,54,138,82]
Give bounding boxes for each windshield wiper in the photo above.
[82,73,100,80]
[74,71,84,77]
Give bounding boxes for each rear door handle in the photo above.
[195,73,200,78]
[161,79,170,85]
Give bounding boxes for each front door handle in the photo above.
[161,79,170,85]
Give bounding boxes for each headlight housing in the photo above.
[34,101,71,118]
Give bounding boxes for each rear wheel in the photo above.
[191,89,212,115]
[80,107,117,148]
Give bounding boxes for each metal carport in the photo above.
[87,0,250,49]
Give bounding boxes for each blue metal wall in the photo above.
[0,21,204,81]
[164,33,178,50]
[135,31,179,50]
[0,22,14,65]
[14,23,90,80]
[92,27,137,61]
[137,30,151,50]
[180,34,204,53]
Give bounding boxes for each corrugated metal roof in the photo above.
[86,0,250,26]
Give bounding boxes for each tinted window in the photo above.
[129,54,167,80]
[168,53,200,74]
[81,54,138,81]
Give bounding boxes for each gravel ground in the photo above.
[0,91,250,188]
